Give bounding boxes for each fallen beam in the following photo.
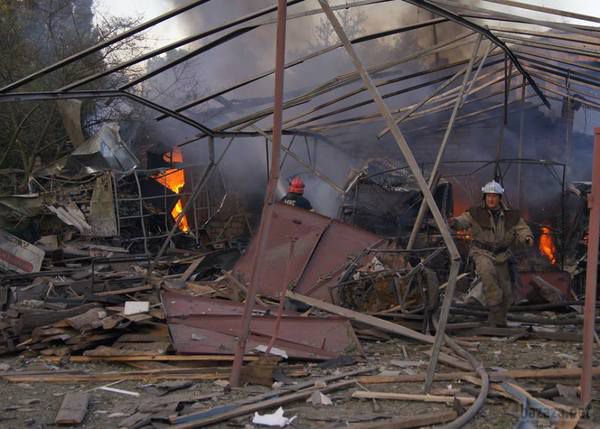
[352,390,475,405]
[285,290,433,344]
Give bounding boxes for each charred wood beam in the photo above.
[0,0,213,93]
[0,90,215,136]
[398,0,550,108]
[154,16,450,122]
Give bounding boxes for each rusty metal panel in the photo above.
[516,271,572,301]
[162,290,362,360]
[234,203,382,301]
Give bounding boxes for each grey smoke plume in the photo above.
[130,1,597,223]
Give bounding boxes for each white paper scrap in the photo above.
[252,407,297,427]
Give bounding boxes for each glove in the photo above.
[524,236,534,247]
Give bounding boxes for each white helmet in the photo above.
[481,180,504,195]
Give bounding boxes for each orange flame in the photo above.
[153,148,189,232]
[163,148,183,164]
[539,226,557,265]
[455,229,472,240]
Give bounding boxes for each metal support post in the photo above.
[407,34,483,250]
[317,0,461,394]
[230,0,287,388]
[580,127,600,406]
[517,76,526,209]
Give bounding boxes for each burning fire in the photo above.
[455,229,472,240]
[539,226,557,265]
[153,148,190,233]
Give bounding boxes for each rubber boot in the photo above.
[488,305,508,328]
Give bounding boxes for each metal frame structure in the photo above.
[0,0,599,419]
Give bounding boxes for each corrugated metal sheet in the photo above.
[234,203,384,301]
[162,289,362,360]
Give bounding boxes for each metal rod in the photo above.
[317,0,461,395]
[377,66,466,139]
[481,0,600,25]
[460,42,494,108]
[133,170,150,255]
[156,16,447,121]
[407,34,483,250]
[1,0,213,92]
[60,0,304,91]
[517,76,526,209]
[230,0,287,388]
[580,127,600,406]
[397,0,550,109]
[0,90,215,136]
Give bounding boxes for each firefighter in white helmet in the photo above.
[449,180,534,327]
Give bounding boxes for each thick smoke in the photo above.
[132,0,597,223]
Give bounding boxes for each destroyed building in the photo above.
[0,1,599,428]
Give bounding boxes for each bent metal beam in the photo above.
[317,0,462,398]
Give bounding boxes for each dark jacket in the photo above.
[281,193,313,210]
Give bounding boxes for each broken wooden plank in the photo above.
[55,391,89,425]
[358,371,473,384]
[42,354,260,364]
[180,256,206,282]
[2,365,308,384]
[94,285,152,296]
[352,390,475,405]
[359,366,600,385]
[286,290,433,344]
[491,367,600,381]
[342,410,458,429]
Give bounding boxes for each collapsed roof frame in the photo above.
[0,0,598,417]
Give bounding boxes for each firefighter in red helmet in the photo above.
[281,177,313,211]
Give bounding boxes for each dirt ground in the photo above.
[0,337,599,429]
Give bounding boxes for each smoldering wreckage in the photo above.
[1,1,600,428]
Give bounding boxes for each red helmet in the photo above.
[288,177,305,194]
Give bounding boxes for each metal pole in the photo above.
[230,0,287,388]
[317,0,461,394]
[133,170,150,255]
[377,67,466,139]
[580,127,600,406]
[407,34,483,250]
[517,76,526,209]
